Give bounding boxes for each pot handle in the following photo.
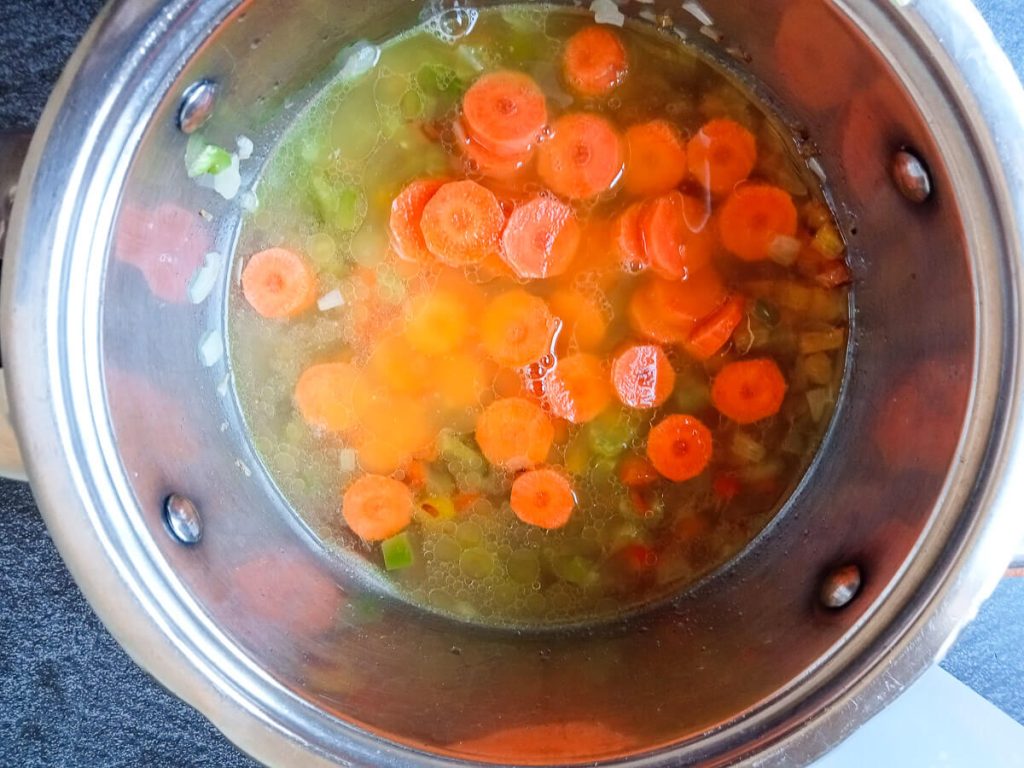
[0,131,31,481]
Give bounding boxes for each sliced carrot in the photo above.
[537,113,624,200]
[641,191,714,280]
[549,288,608,352]
[476,397,554,471]
[367,333,432,395]
[646,414,713,482]
[712,471,741,501]
[461,70,548,156]
[614,202,649,272]
[405,459,428,489]
[543,353,613,424]
[623,120,688,196]
[629,271,728,344]
[502,196,581,279]
[241,247,316,319]
[711,358,788,424]
[481,289,554,367]
[685,295,745,360]
[404,289,471,356]
[293,362,368,433]
[342,474,414,541]
[618,453,659,487]
[389,178,446,262]
[454,117,530,179]
[718,184,798,262]
[355,394,436,474]
[562,25,628,97]
[420,180,506,266]
[510,468,576,529]
[435,352,495,410]
[687,118,757,196]
[611,344,676,410]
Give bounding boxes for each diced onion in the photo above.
[590,0,625,27]
[339,448,357,473]
[187,251,223,304]
[212,154,241,200]
[236,135,254,160]
[317,289,345,311]
[682,1,714,25]
[769,235,801,266]
[338,41,381,82]
[198,330,223,367]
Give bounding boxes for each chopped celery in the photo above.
[806,387,835,422]
[438,430,486,472]
[187,142,233,178]
[799,326,845,354]
[780,424,807,455]
[803,352,833,386]
[564,432,591,476]
[553,553,599,587]
[586,410,639,458]
[417,63,467,94]
[812,222,845,259]
[433,534,461,562]
[738,460,784,484]
[425,465,456,497]
[603,518,646,552]
[753,299,780,326]
[399,89,424,120]
[310,176,365,232]
[459,547,495,579]
[416,496,456,524]
[506,548,541,584]
[803,200,831,229]
[382,532,415,571]
[768,235,801,266]
[674,372,711,413]
[731,431,767,464]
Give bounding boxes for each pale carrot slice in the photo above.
[549,288,608,352]
[481,289,554,367]
[611,344,676,410]
[684,295,745,360]
[543,353,612,424]
[293,362,367,433]
[687,118,758,195]
[628,271,728,344]
[461,70,549,156]
[454,117,531,179]
[711,358,788,424]
[510,468,576,529]
[614,202,649,271]
[618,453,659,487]
[537,113,624,200]
[476,397,554,471]
[342,474,414,541]
[435,352,495,410]
[718,184,798,261]
[389,178,446,262]
[501,196,581,279]
[404,289,471,356]
[562,26,629,96]
[355,393,436,474]
[646,414,713,482]
[640,191,714,280]
[623,120,688,196]
[241,247,317,319]
[420,180,506,266]
[367,334,432,395]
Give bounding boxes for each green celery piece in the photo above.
[310,176,364,232]
[187,143,233,178]
[553,553,599,587]
[674,372,711,413]
[381,532,415,571]
[438,430,486,472]
[586,410,639,459]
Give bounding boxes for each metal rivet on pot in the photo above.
[177,80,217,134]
[890,149,932,203]
[819,564,861,609]
[164,493,203,545]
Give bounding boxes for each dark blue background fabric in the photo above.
[0,2,1021,766]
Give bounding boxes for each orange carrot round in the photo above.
[685,295,745,360]
[435,351,494,410]
[711,358,788,424]
[629,271,728,344]
[355,394,435,474]
[481,289,554,367]
[420,180,506,266]
[294,362,367,434]
[611,344,677,410]
[241,247,317,319]
[618,453,659,487]
[718,184,798,261]
[537,113,624,200]
[562,25,628,96]
[615,202,649,271]
[646,414,713,482]
[502,196,581,279]
[368,334,432,395]
[687,118,757,195]
[454,117,531,179]
[623,120,688,196]
[476,397,554,471]
[462,70,548,156]
[389,178,446,262]
[342,474,414,541]
[543,353,612,424]
[510,468,576,529]
[549,288,608,352]
[404,289,471,356]
[641,191,714,280]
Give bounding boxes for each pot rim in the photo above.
[3,1,1024,766]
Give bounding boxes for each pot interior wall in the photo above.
[101,0,973,762]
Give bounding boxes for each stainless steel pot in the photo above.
[2,0,1024,765]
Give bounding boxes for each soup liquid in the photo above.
[230,6,851,627]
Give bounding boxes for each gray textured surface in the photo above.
[0,2,1021,767]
